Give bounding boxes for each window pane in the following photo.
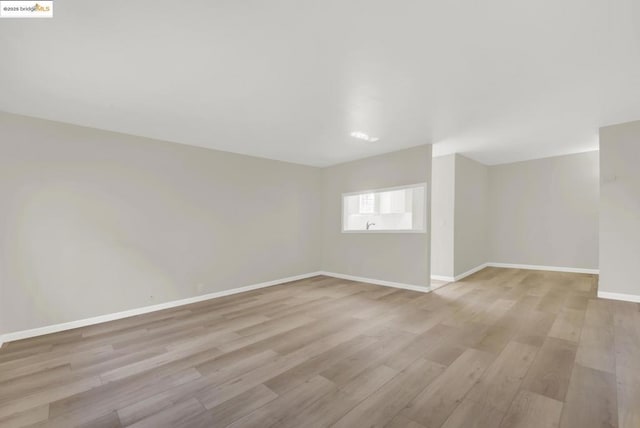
[359,193,375,214]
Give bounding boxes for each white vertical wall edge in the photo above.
[597,291,640,303]
[0,271,323,347]
[319,271,431,293]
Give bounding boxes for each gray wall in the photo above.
[599,121,640,296]
[488,151,599,270]
[321,145,432,287]
[0,112,323,335]
[430,155,455,278]
[454,155,489,276]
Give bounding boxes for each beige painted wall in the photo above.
[488,151,599,270]
[430,155,455,278]
[454,155,489,276]
[321,145,432,287]
[599,120,640,297]
[0,112,323,335]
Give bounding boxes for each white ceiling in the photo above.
[1,0,639,166]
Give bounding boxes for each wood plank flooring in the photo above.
[0,268,638,427]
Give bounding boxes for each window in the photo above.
[359,193,375,214]
[342,183,426,233]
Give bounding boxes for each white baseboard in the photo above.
[431,262,598,285]
[597,291,640,303]
[319,271,431,293]
[486,263,599,275]
[454,263,490,281]
[430,263,489,283]
[0,263,603,348]
[431,263,489,283]
[0,271,323,347]
[430,275,455,282]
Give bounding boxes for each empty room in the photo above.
[1,1,639,427]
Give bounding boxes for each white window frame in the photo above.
[341,182,427,234]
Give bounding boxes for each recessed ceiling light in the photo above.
[350,131,379,142]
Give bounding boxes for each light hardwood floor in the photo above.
[0,268,638,427]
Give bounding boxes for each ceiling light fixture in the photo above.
[350,131,379,142]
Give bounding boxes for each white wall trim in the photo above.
[597,291,640,303]
[454,263,490,281]
[431,263,489,283]
[486,262,599,275]
[0,271,323,347]
[0,263,605,347]
[430,275,455,282]
[319,271,431,293]
[431,262,599,285]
